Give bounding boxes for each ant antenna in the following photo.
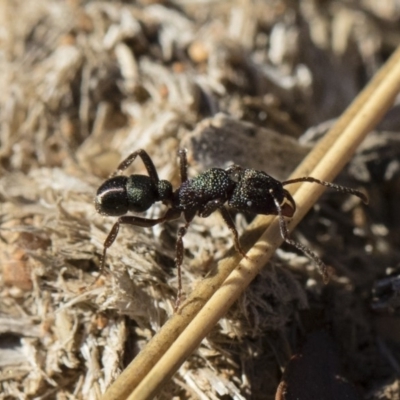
[282,177,368,204]
[270,177,367,282]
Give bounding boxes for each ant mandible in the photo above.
[95,149,368,308]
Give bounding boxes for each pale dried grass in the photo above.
[1,1,400,399]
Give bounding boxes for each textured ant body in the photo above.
[95,149,368,308]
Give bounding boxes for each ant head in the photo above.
[228,169,296,217]
[95,176,130,216]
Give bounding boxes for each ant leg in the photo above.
[111,149,159,183]
[219,207,248,259]
[282,177,368,204]
[99,221,120,277]
[178,149,189,183]
[97,208,181,279]
[174,221,190,310]
[199,199,248,258]
[271,192,330,283]
[200,199,224,218]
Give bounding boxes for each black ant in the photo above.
[95,149,368,308]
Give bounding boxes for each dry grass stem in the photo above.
[103,45,400,400]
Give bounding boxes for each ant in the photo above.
[95,149,368,308]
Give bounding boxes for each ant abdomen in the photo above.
[96,174,172,217]
[125,175,163,213]
[95,176,130,216]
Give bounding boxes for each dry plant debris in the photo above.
[1,1,400,399]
